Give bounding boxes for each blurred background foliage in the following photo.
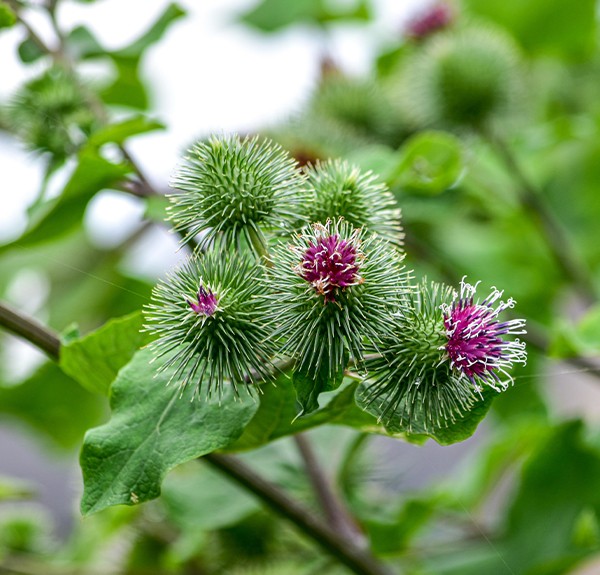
[1,0,600,573]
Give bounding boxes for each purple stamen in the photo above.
[297,228,363,302]
[187,285,218,316]
[406,3,453,40]
[441,278,526,391]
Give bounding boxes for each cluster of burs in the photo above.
[144,132,526,436]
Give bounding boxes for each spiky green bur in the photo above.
[400,26,520,128]
[309,74,401,143]
[144,250,275,397]
[5,67,96,160]
[168,135,306,253]
[356,279,526,433]
[301,159,404,247]
[265,219,409,414]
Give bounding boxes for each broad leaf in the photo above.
[6,150,130,249]
[60,311,151,396]
[229,376,391,452]
[240,0,371,32]
[391,131,463,195]
[80,348,258,515]
[88,116,165,148]
[17,37,45,63]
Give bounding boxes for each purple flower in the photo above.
[406,3,453,40]
[296,222,363,302]
[187,285,218,316]
[441,278,526,391]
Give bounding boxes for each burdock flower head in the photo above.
[296,223,364,302]
[441,277,526,391]
[187,286,218,316]
[144,250,275,398]
[169,134,306,255]
[266,218,409,414]
[406,3,453,41]
[357,278,526,433]
[300,159,403,246]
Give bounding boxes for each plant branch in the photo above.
[293,433,367,548]
[0,302,61,360]
[203,453,394,575]
[483,129,597,304]
[0,303,394,575]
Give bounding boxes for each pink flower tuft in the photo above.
[187,286,218,316]
[441,278,526,391]
[406,3,453,40]
[297,223,363,302]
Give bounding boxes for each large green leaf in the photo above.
[391,131,463,196]
[239,0,371,32]
[60,311,151,396]
[0,362,104,450]
[80,348,258,515]
[88,116,165,148]
[100,57,148,109]
[5,150,130,250]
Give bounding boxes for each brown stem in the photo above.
[293,433,367,548]
[204,453,394,575]
[0,304,395,575]
[483,129,597,304]
[0,302,61,360]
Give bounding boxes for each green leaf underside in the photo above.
[229,376,420,453]
[60,311,152,396]
[80,348,258,515]
[358,383,497,446]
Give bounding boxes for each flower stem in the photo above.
[483,129,597,304]
[293,433,367,549]
[247,225,272,267]
[0,301,395,575]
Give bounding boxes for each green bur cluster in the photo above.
[146,134,526,434]
[3,67,96,161]
[399,25,520,129]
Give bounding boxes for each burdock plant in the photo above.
[357,278,527,432]
[145,134,526,434]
